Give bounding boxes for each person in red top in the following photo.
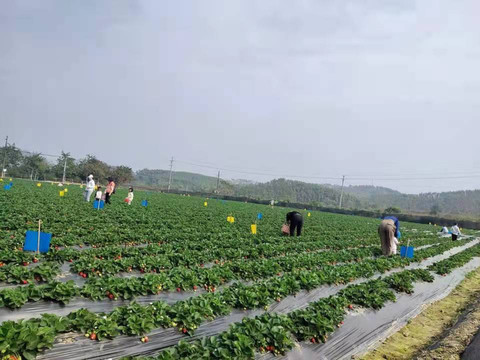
[105,177,116,204]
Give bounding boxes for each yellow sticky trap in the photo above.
[251,224,257,234]
[59,190,65,197]
[37,183,42,187]
[307,212,311,217]
[64,188,68,193]
[204,201,208,207]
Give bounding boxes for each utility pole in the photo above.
[339,175,346,208]
[167,157,174,192]
[216,170,220,193]
[1,136,8,178]
[62,156,67,184]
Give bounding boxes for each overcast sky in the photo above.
[1,0,480,193]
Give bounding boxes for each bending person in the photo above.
[286,211,303,237]
[378,215,400,256]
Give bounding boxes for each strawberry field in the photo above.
[0,180,479,360]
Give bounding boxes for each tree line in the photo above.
[0,145,134,184]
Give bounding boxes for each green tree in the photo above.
[21,153,49,180]
[112,165,134,184]
[52,151,77,181]
[0,144,24,177]
[430,203,441,215]
[77,155,111,184]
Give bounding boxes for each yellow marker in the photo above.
[64,188,68,193]
[251,224,257,234]
[230,217,235,223]
[9,178,12,181]
[37,183,42,187]
[308,212,311,217]
[59,190,65,197]
[0,179,3,182]
[94,185,98,190]
[227,216,231,222]
[204,201,208,207]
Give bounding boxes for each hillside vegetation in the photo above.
[134,170,480,216]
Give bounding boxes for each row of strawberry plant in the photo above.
[121,269,434,360]
[428,243,480,275]
[0,262,60,285]
[0,239,467,309]
[0,268,434,360]
[70,245,382,278]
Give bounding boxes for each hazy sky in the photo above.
[1,0,480,193]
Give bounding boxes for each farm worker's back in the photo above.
[378,216,400,256]
[286,211,303,236]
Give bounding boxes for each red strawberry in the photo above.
[193,285,198,291]
[68,259,73,262]
[33,258,38,263]
[176,288,181,292]
[311,337,316,343]
[182,328,188,334]
[348,304,354,310]
[108,294,114,300]
[0,262,4,267]
[22,262,28,266]
[22,280,28,284]
[90,332,97,340]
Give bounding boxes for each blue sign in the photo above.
[400,246,414,259]
[24,230,52,253]
[141,200,148,207]
[93,200,105,209]
[257,213,263,220]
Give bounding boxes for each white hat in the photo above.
[88,174,93,179]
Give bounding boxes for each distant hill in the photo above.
[134,170,480,216]
[330,185,480,216]
[232,178,362,208]
[134,169,234,193]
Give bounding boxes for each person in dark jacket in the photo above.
[286,211,303,236]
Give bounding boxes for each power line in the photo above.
[174,159,342,181]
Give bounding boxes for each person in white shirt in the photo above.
[95,186,103,201]
[391,237,400,255]
[451,223,461,241]
[126,187,134,205]
[84,175,95,202]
